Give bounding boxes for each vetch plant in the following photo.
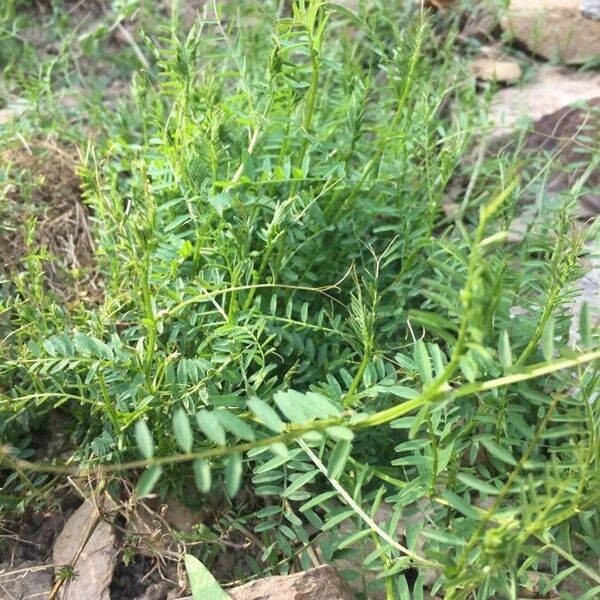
[0,1,599,599]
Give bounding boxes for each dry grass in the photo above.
[0,141,102,302]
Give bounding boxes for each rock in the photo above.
[445,65,600,238]
[518,97,600,219]
[52,499,116,600]
[502,0,600,64]
[470,57,522,83]
[228,565,355,600]
[489,94,600,229]
[461,8,499,42]
[133,580,173,600]
[488,65,600,139]
[0,108,14,123]
[581,0,600,20]
[0,561,52,599]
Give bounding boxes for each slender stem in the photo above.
[324,16,426,220]
[3,350,598,477]
[97,372,119,429]
[297,43,320,167]
[299,440,439,567]
[547,541,600,586]
[513,288,560,367]
[451,395,560,589]
[428,415,439,496]
[141,254,157,377]
[343,350,371,404]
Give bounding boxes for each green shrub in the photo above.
[1,2,599,598]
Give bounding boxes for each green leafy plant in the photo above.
[1,1,599,599]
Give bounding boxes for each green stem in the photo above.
[98,371,119,429]
[324,16,425,220]
[291,8,322,196]
[7,351,599,478]
[428,415,438,496]
[141,255,157,376]
[299,43,320,164]
[450,395,560,593]
[547,541,600,586]
[343,350,371,404]
[513,288,560,367]
[242,234,279,311]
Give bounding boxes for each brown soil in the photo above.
[444,98,600,229]
[0,492,175,600]
[517,98,600,222]
[0,141,102,302]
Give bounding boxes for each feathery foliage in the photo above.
[1,1,599,598]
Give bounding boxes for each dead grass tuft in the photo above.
[0,141,102,303]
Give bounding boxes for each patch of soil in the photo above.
[110,554,168,600]
[446,96,600,231]
[0,141,102,302]
[482,97,600,235]
[0,493,179,600]
[0,499,75,565]
[516,97,600,222]
[14,0,108,67]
